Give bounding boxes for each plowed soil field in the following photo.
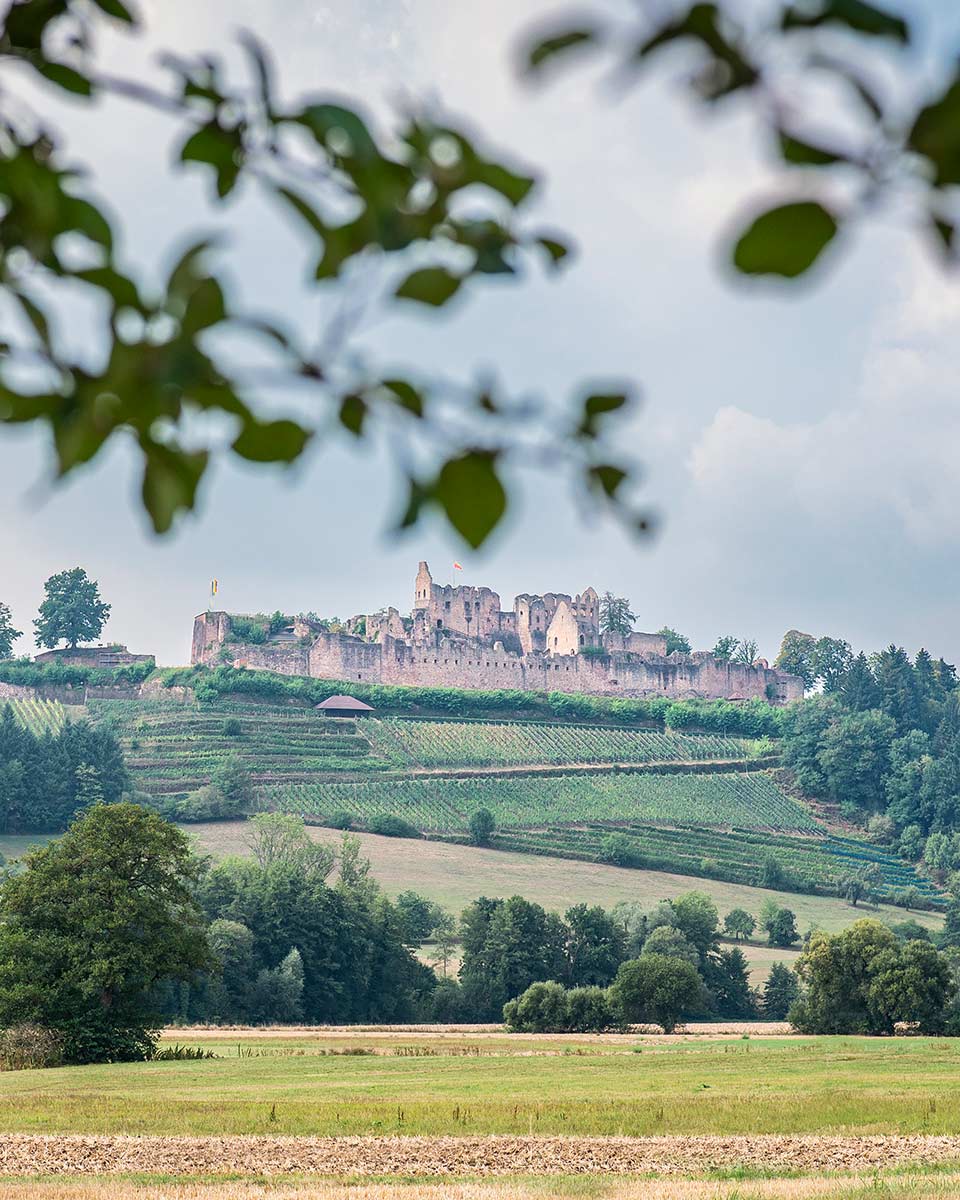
[1,1133,959,1175]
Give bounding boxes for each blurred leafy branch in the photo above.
[0,0,956,542]
[527,0,960,273]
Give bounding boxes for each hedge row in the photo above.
[156,665,788,736]
[0,658,155,688]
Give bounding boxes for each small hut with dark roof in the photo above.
[315,694,375,718]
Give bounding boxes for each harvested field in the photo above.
[167,1022,793,1042]
[2,1134,960,1177]
[1,1180,960,1200]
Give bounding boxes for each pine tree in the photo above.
[842,653,881,712]
[763,962,800,1020]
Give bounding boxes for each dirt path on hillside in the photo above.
[2,1135,960,1176]
[238,758,777,788]
[394,758,773,780]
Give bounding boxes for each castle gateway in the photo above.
[191,562,804,703]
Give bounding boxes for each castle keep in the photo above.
[191,562,804,703]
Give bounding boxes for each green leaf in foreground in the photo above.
[527,29,597,72]
[232,419,311,464]
[909,80,960,188]
[433,451,507,548]
[395,267,462,307]
[733,201,839,278]
[778,131,846,167]
[781,0,909,42]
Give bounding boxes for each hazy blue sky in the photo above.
[4,0,960,667]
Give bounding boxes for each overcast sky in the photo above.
[3,0,960,667]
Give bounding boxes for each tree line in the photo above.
[0,705,127,833]
[777,643,960,900]
[2,802,959,1067]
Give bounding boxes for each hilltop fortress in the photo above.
[191,562,804,703]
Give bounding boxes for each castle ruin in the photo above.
[191,562,804,703]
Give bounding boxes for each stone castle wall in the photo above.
[192,612,803,703]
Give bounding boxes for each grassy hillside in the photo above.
[84,696,941,908]
[179,819,942,945]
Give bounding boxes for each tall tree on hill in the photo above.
[817,710,897,817]
[711,636,740,663]
[872,646,924,735]
[814,637,853,694]
[657,627,691,655]
[842,653,882,712]
[733,639,759,667]
[599,593,636,637]
[776,631,817,691]
[0,604,21,660]
[33,568,111,650]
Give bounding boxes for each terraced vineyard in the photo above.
[365,717,760,768]
[267,770,821,834]
[84,697,941,906]
[86,701,392,799]
[3,697,67,736]
[485,823,942,902]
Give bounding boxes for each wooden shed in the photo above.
[315,695,375,718]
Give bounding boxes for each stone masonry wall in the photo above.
[192,614,803,702]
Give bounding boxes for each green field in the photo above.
[2,1030,959,1137]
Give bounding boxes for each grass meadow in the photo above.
[0,1031,958,1138]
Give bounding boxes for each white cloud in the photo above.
[688,240,960,554]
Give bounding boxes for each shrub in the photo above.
[153,1044,216,1061]
[503,981,570,1033]
[174,784,238,822]
[599,832,638,867]
[368,813,420,839]
[223,718,242,737]
[325,810,355,830]
[565,986,624,1033]
[0,1024,63,1070]
[468,808,495,846]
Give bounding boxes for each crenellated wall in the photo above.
[189,561,804,702]
[191,613,803,702]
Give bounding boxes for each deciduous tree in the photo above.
[33,568,110,650]
[657,627,692,655]
[0,605,21,660]
[0,803,210,1062]
[612,954,704,1033]
[599,594,636,637]
[723,908,756,942]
